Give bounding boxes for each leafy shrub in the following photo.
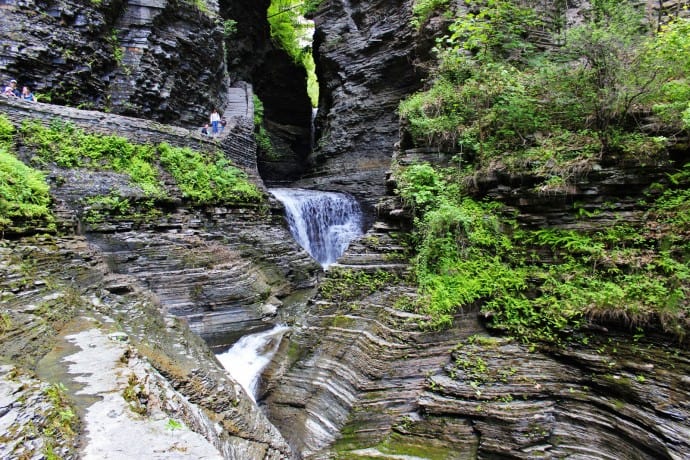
[223,19,237,37]
[267,0,318,106]
[158,143,263,205]
[253,95,275,157]
[396,160,690,342]
[0,114,14,149]
[0,147,54,231]
[411,0,450,28]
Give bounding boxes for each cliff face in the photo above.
[2,2,690,460]
[256,2,690,459]
[0,0,226,125]
[261,150,690,459]
[294,0,431,220]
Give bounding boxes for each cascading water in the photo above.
[216,325,289,401]
[310,107,318,150]
[269,188,364,269]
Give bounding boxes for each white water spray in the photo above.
[269,188,364,269]
[216,325,289,401]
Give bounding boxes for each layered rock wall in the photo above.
[0,0,226,125]
[1,96,320,346]
[261,191,690,459]
[295,0,429,220]
[0,235,294,459]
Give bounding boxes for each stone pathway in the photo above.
[211,83,254,141]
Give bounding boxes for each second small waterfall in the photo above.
[270,188,364,269]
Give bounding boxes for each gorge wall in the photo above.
[220,0,314,184]
[255,1,690,459]
[2,1,690,459]
[260,146,690,459]
[292,0,432,220]
[0,95,319,458]
[0,0,228,125]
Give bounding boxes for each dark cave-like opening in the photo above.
[218,0,315,186]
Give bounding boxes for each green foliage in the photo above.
[109,29,123,65]
[643,18,690,131]
[411,0,450,29]
[158,143,263,205]
[0,147,55,232]
[223,19,238,37]
[445,0,543,62]
[396,163,449,213]
[399,55,546,156]
[395,161,690,342]
[252,95,276,157]
[190,0,210,15]
[267,0,319,106]
[83,193,133,224]
[302,0,324,15]
[399,0,690,190]
[166,419,184,431]
[0,114,14,149]
[20,120,162,196]
[43,382,78,453]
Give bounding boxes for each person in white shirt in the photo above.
[210,109,221,136]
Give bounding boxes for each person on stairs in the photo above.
[210,108,220,136]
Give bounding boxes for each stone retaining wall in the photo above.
[0,97,259,177]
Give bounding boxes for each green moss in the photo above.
[335,432,459,460]
[319,268,399,303]
[330,315,355,328]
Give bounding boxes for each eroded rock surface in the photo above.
[0,235,293,459]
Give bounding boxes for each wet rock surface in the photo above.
[0,234,295,459]
[260,213,690,459]
[0,100,315,458]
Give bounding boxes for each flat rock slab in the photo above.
[64,327,223,460]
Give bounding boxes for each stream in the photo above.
[217,188,364,401]
[216,325,290,401]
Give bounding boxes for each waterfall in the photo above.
[216,325,289,401]
[269,188,364,269]
[310,107,318,150]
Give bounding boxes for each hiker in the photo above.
[21,86,36,102]
[210,108,220,136]
[3,79,19,98]
[220,117,227,133]
[201,124,210,136]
